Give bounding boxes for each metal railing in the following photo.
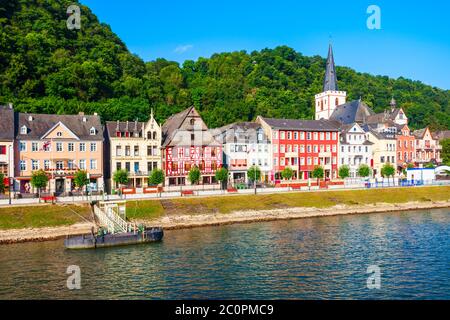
[93,205,133,234]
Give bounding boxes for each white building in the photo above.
[339,123,373,178]
[214,122,272,184]
[364,127,397,178]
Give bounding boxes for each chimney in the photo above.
[78,112,85,116]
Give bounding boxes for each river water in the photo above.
[0,208,449,299]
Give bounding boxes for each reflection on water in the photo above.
[0,208,449,299]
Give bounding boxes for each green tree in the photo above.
[281,167,294,180]
[357,164,371,178]
[381,163,396,186]
[312,166,324,184]
[0,173,5,194]
[442,139,450,165]
[31,169,48,200]
[424,163,435,169]
[188,166,201,185]
[113,169,129,188]
[338,165,350,179]
[148,169,165,186]
[247,166,261,182]
[73,170,90,193]
[215,168,228,190]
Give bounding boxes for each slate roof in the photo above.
[323,44,338,91]
[105,120,145,138]
[16,112,104,141]
[330,99,375,124]
[433,130,450,141]
[412,128,427,139]
[260,117,340,131]
[215,122,269,144]
[362,125,396,140]
[0,105,14,141]
[161,106,220,148]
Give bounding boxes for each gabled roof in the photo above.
[330,99,375,124]
[16,113,103,141]
[323,44,338,91]
[41,121,80,140]
[412,128,429,139]
[0,105,14,141]
[259,117,340,131]
[161,106,220,148]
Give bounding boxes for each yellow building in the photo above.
[105,111,161,191]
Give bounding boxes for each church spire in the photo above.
[323,43,338,91]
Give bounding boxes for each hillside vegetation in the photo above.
[1,0,449,130]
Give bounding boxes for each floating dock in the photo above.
[64,227,163,249]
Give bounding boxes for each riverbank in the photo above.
[0,186,449,244]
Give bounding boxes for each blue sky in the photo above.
[81,0,450,89]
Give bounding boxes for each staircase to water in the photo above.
[93,204,135,234]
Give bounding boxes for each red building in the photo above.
[395,124,415,171]
[161,106,222,186]
[257,117,340,181]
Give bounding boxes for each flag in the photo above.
[41,141,51,151]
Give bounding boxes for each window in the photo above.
[90,159,97,170]
[147,146,152,156]
[56,161,63,170]
[0,145,6,155]
[116,162,122,171]
[32,142,38,152]
[20,126,27,135]
[20,160,26,171]
[134,146,139,156]
[20,142,26,152]
[90,127,96,135]
[125,162,130,172]
[191,134,195,141]
[300,132,305,140]
[335,98,339,106]
[79,143,86,152]
[68,143,74,152]
[320,132,324,140]
[32,160,39,171]
[56,132,62,137]
[125,146,130,156]
[280,131,285,139]
[44,160,50,170]
[116,145,122,156]
[68,160,75,170]
[190,119,195,125]
[307,132,311,140]
[79,160,86,170]
[134,162,139,172]
[90,143,97,152]
[56,142,63,152]
[294,132,298,140]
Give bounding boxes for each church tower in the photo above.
[315,44,347,120]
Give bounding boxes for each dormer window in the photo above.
[20,126,27,135]
[90,127,96,135]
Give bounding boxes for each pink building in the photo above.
[15,112,104,195]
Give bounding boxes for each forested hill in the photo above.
[1,0,449,130]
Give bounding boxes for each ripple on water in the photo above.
[0,208,449,299]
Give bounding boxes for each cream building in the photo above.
[364,127,397,178]
[105,111,161,191]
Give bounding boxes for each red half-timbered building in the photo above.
[161,106,222,186]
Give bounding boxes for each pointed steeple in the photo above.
[323,43,338,91]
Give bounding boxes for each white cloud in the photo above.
[174,44,194,54]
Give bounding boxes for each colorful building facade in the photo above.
[257,117,340,181]
[105,111,161,191]
[14,112,104,195]
[161,107,222,186]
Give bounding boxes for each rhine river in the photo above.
[0,208,449,299]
